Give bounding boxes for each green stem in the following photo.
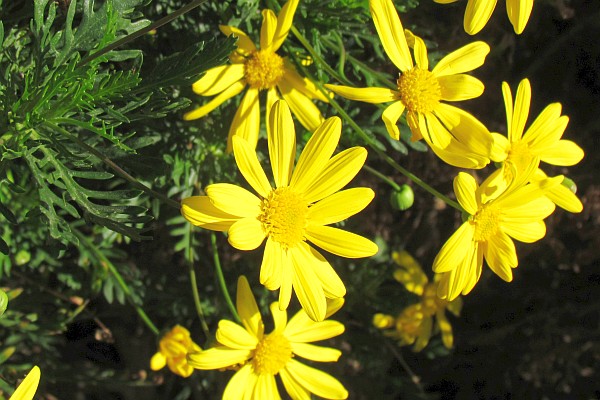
[78,0,210,67]
[73,229,160,336]
[187,227,210,339]
[210,233,240,323]
[43,121,180,210]
[363,164,401,191]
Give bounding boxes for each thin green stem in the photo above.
[43,121,180,210]
[187,227,210,339]
[363,164,401,191]
[73,229,160,336]
[78,0,210,67]
[210,233,240,323]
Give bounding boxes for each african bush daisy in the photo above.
[9,366,40,400]
[187,276,348,400]
[433,161,562,300]
[490,78,584,212]
[150,325,201,378]
[373,251,462,351]
[326,0,494,169]
[181,100,378,321]
[183,0,328,151]
[434,0,535,35]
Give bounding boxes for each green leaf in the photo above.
[0,290,7,317]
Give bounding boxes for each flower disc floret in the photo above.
[397,67,441,114]
[244,50,286,90]
[472,204,501,242]
[252,333,293,375]
[259,187,308,249]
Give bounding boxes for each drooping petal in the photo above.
[324,84,397,104]
[253,373,281,400]
[305,225,378,258]
[423,111,452,149]
[463,0,497,35]
[216,320,260,349]
[228,217,266,250]
[307,188,375,226]
[369,0,413,71]
[382,100,406,140]
[291,117,342,192]
[278,77,324,131]
[268,100,296,188]
[453,172,479,215]
[271,0,300,52]
[261,238,285,290]
[291,248,327,321]
[538,140,584,166]
[183,80,246,121]
[438,74,485,101]
[260,9,277,50]
[220,25,257,56]
[522,104,566,150]
[283,65,330,102]
[436,310,454,348]
[206,183,262,217]
[302,147,368,204]
[237,276,264,339]
[279,251,294,310]
[188,347,252,370]
[265,87,281,141]
[433,222,475,273]
[270,302,288,333]
[484,232,518,282]
[544,179,583,213]
[181,196,239,231]
[432,41,490,76]
[294,243,346,299]
[228,88,261,151]
[510,79,532,143]
[428,139,491,169]
[291,343,342,362]
[506,0,534,34]
[193,65,245,97]
[413,314,433,352]
[461,244,483,296]
[232,136,272,198]
[285,359,349,399]
[409,30,429,70]
[222,364,257,400]
[280,367,311,400]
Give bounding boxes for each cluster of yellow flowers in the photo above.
[149,0,583,398]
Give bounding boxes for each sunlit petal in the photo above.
[237,276,264,338]
[432,41,490,76]
[506,0,534,34]
[217,320,259,349]
[285,359,349,399]
[278,78,324,131]
[325,84,397,104]
[305,225,378,258]
[463,0,497,35]
[222,364,257,400]
[188,347,252,370]
[232,136,272,198]
[181,196,239,231]
[369,0,413,71]
[291,343,342,362]
[183,80,246,121]
[228,217,266,250]
[382,101,406,140]
[433,222,475,273]
[438,74,484,101]
[206,183,261,217]
[268,100,296,188]
[260,9,277,50]
[271,0,300,51]
[307,188,375,226]
[228,88,261,151]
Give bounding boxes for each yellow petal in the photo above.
[410,30,429,70]
[438,74,484,101]
[506,0,534,34]
[454,172,479,215]
[491,132,510,162]
[501,220,546,243]
[10,366,40,400]
[423,111,452,149]
[500,195,555,222]
[485,232,517,282]
[192,64,245,96]
[539,140,584,166]
[271,0,300,52]
[228,88,261,151]
[463,0,497,35]
[254,374,280,400]
[392,251,428,295]
[523,103,567,149]
[285,359,349,399]
[433,222,475,273]
[428,139,491,169]
[278,78,324,131]
[270,302,288,333]
[413,314,432,352]
[432,41,490,77]
[502,81,513,140]
[305,225,378,258]
[382,101,406,140]
[302,147,367,204]
[307,187,375,226]
[219,25,257,56]
[188,347,251,370]
[291,117,342,192]
[291,343,342,362]
[206,183,261,217]
[544,179,583,213]
[183,80,245,121]
[511,79,531,143]
[260,9,277,50]
[216,320,259,349]
[326,298,345,318]
[436,310,454,349]
[291,248,327,321]
[181,196,239,231]
[265,87,281,141]
[237,276,265,338]
[369,0,413,71]
[222,364,257,400]
[294,243,346,298]
[150,352,166,371]
[279,253,294,310]
[280,368,311,400]
[283,65,329,102]
[232,136,272,198]
[261,238,286,290]
[228,217,266,250]
[268,100,296,188]
[324,84,396,104]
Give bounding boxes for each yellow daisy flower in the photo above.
[9,366,40,400]
[150,325,202,378]
[490,78,584,212]
[183,0,328,151]
[433,161,562,300]
[325,0,494,169]
[181,100,378,322]
[187,276,348,400]
[434,0,535,35]
[373,251,462,351]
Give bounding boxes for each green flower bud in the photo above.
[390,184,414,211]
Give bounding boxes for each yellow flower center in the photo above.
[421,283,447,316]
[244,50,285,90]
[472,204,501,242]
[397,67,441,113]
[503,141,534,182]
[396,305,424,337]
[259,187,308,249]
[252,333,292,375]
